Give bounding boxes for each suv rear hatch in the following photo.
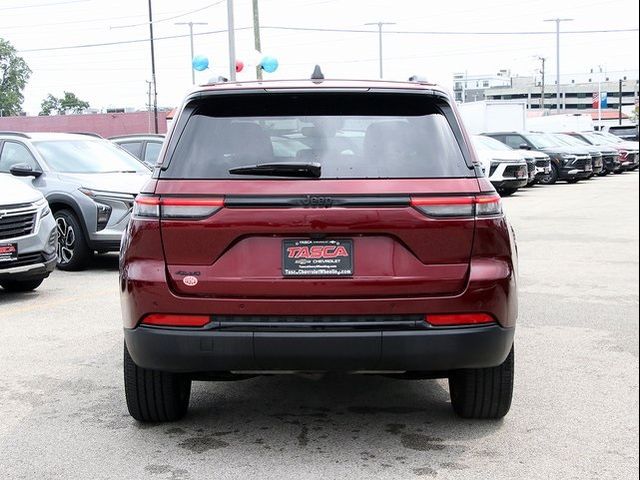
[152,90,482,299]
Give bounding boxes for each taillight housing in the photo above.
[411,195,502,218]
[142,314,211,327]
[618,150,629,160]
[133,196,224,219]
[425,313,495,326]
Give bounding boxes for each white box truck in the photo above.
[526,113,594,133]
[458,101,527,134]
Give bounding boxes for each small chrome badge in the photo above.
[183,276,198,287]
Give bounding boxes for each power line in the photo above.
[110,0,225,29]
[18,28,250,53]
[261,25,640,35]
[16,25,639,54]
[0,0,88,11]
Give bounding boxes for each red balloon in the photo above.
[235,60,244,73]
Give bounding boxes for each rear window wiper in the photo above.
[228,162,321,178]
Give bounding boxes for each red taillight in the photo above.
[619,150,629,160]
[426,313,495,326]
[410,195,501,218]
[133,196,224,219]
[142,314,211,327]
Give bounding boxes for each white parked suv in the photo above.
[0,174,57,292]
[471,135,529,196]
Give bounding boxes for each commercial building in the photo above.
[484,76,639,112]
[453,70,512,103]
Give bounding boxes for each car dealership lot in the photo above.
[0,174,638,480]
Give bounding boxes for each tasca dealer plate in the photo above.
[282,239,353,277]
[0,243,18,263]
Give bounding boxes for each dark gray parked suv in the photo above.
[0,132,151,270]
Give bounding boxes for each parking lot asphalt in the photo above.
[0,172,638,480]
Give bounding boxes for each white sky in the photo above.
[1,0,638,115]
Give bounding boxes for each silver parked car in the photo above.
[110,134,165,167]
[0,173,57,292]
[0,132,151,271]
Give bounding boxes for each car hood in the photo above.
[0,173,43,206]
[528,150,550,160]
[538,145,590,156]
[477,149,527,162]
[56,172,151,195]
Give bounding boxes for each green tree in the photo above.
[39,91,90,116]
[0,38,32,117]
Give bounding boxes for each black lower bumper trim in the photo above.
[124,324,515,373]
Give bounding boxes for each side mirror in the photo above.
[519,143,531,150]
[9,163,42,178]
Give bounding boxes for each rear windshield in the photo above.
[162,93,472,179]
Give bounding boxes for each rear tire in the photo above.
[448,346,514,419]
[54,210,91,271]
[0,278,44,292]
[539,163,558,185]
[124,343,191,422]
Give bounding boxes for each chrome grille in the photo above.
[0,204,38,240]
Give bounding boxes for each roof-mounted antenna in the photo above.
[311,65,325,82]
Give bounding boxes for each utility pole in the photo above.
[146,80,152,133]
[619,79,623,125]
[536,56,546,111]
[227,0,236,81]
[364,21,396,79]
[175,21,208,85]
[597,65,604,127]
[147,0,159,133]
[544,18,573,113]
[252,0,262,80]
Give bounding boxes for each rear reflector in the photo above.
[425,313,495,326]
[133,196,224,219]
[142,314,211,327]
[410,195,501,218]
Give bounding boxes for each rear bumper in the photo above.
[124,323,515,373]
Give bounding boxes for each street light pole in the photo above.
[175,21,208,85]
[364,21,395,79]
[227,0,236,81]
[544,18,573,113]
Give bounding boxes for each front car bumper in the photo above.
[0,211,57,282]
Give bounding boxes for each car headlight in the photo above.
[78,187,136,231]
[34,198,51,217]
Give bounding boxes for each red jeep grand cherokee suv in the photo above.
[120,79,517,422]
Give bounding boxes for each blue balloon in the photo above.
[192,55,209,72]
[260,56,278,73]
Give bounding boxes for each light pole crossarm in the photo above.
[364,21,396,79]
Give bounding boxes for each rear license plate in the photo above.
[585,165,593,171]
[282,239,353,277]
[544,167,551,174]
[0,243,18,263]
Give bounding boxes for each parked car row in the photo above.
[0,132,152,291]
[476,130,638,195]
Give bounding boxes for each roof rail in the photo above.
[108,133,165,140]
[69,132,103,138]
[0,131,31,139]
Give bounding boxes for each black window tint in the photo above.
[118,142,142,158]
[0,142,38,172]
[163,93,472,180]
